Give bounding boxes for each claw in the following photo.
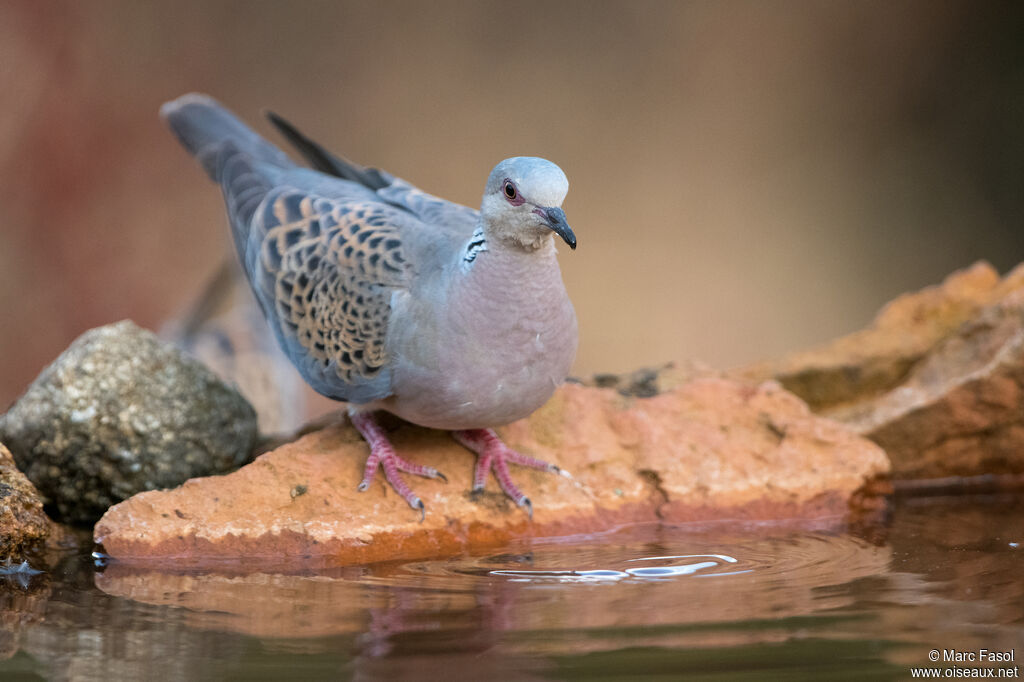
[454,428,562,516]
[435,471,449,483]
[349,411,444,519]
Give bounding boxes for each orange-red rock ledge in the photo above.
[94,378,890,568]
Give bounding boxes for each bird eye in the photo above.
[503,181,517,200]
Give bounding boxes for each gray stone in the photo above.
[0,321,257,525]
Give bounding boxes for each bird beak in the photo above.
[535,207,577,250]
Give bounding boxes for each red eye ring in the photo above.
[501,178,524,204]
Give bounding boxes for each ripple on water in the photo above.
[489,553,745,582]
[353,525,894,648]
[6,496,1024,681]
[376,526,883,592]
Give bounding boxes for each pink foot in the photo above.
[350,412,447,521]
[452,428,563,518]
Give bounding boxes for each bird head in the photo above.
[479,157,575,251]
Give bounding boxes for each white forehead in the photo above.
[488,156,569,206]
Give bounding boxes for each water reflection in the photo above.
[90,526,889,645]
[0,496,1021,680]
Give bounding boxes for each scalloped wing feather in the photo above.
[247,186,411,402]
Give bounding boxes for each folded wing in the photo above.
[267,111,479,234]
[247,182,410,402]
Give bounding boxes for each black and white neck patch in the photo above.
[463,227,488,267]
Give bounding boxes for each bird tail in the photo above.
[160,93,293,181]
[162,93,297,258]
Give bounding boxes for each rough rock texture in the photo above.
[738,261,1024,482]
[831,289,1024,480]
[0,443,52,557]
[94,378,889,568]
[738,261,1024,412]
[0,320,258,525]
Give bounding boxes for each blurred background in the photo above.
[2,0,1024,414]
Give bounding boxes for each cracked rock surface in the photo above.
[1,321,258,525]
[94,378,888,568]
[739,261,1024,482]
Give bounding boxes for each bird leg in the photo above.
[349,411,447,520]
[452,429,562,518]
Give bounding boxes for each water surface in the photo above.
[1,494,1021,680]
